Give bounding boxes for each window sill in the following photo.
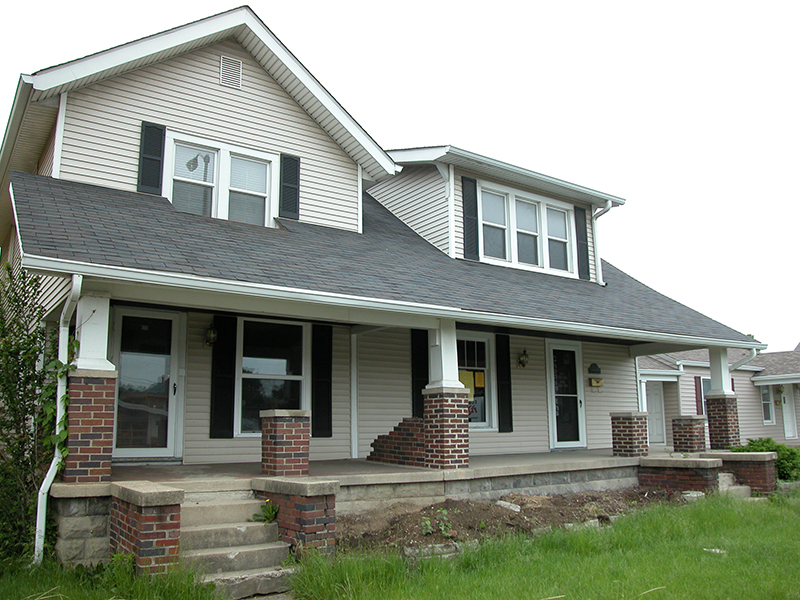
[477,255,581,280]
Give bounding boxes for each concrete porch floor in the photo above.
[112,448,640,487]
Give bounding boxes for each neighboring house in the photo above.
[0,7,764,476]
[638,347,800,448]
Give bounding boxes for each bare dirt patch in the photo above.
[338,488,674,551]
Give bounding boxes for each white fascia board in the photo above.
[21,253,771,351]
[677,359,762,372]
[28,8,394,179]
[751,374,800,386]
[639,369,682,381]
[0,77,34,183]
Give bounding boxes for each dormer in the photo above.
[368,146,625,284]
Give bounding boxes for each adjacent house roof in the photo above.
[638,348,761,371]
[751,351,800,385]
[10,171,761,352]
[0,6,395,231]
[389,146,626,208]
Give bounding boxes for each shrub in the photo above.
[729,437,800,481]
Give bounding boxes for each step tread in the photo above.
[203,565,295,582]
[183,541,289,559]
[182,521,266,532]
[203,566,293,600]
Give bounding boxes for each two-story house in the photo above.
[0,6,766,574]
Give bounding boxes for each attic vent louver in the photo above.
[220,56,242,89]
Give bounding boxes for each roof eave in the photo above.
[0,76,34,233]
[388,146,626,208]
[21,253,764,351]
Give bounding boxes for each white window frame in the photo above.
[477,180,578,277]
[233,317,312,437]
[700,377,711,416]
[761,385,776,425]
[457,331,497,431]
[163,130,281,226]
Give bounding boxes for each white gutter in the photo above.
[33,274,82,565]
[591,200,613,286]
[21,253,768,352]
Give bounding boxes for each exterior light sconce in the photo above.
[205,323,218,348]
[588,363,603,387]
[518,349,529,368]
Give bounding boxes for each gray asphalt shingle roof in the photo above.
[10,171,755,345]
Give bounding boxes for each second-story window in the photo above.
[478,182,576,275]
[164,131,280,226]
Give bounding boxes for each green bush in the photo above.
[729,437,800,481]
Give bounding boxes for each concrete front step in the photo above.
[203,566,293,600]
[184,541,290,574]
[182,521,278,551]
[721,485,752,499]
[182,499,264,527]
[183,489,255,504]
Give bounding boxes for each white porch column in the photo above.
[75,294,116,371]
[426,319,464,389]
[708,347,734,396]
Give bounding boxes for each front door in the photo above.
[782,385,798,440]
[547,341,586,448]
[113,309,182,458]
[645,381,666,445]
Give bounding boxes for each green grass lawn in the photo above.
[292,493,800,600]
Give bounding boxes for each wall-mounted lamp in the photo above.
[588,363,602,375]
[518,349,529,368]
[205,323,218,348]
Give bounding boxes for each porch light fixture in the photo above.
[588,363,602,375]
[518,349,529,368]
[205,323,218,347]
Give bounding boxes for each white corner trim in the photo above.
[357,164,363,235]
[448,164,456,259]
[51,93,67,179]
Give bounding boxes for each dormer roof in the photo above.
[389,146,625,208]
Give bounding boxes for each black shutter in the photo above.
[311,324,333,438]
[411,329,429,418]
[575,207,590,281]
[496,334,513,432]
[462,177,479,260]
[279,154,301,219]
[210,315,237,438]
[137,122,166,195]
[694,376,704,415]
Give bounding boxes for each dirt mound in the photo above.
[338,488,673,551]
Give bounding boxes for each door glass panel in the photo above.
[116,316,172,449]
[553,348,580,443]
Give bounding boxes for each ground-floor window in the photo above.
[236,319,310,435]
[457,332,495,428]
[761,386,776,425]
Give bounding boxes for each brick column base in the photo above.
[672,416,708,453]
[109,482,183,574]
[639,457,722,492]
[705,394,741,450]
[63,373,117,483]
[260,410,310,476]
[423,387,469,469]
[253,479,338,554]
[611,412,649,457]
[700,451,778,495]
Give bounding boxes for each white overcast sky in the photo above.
[2,1,797,351]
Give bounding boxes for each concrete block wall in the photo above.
[52,492,111,567]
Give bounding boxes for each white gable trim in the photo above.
[23,7,394,181]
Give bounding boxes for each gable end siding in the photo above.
[58,39,360,231]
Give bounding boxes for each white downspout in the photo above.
[34,274,82,564]
[730,348,758,372]
[592,200,613,286]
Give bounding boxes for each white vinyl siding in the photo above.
[582,342,639,449]
[367,165,449,252]
[182,313,351,464]
[469,336,550,455]
[58,40,360,232]
[737,381,796,445]
[356,329,412,458]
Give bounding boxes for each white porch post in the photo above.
[75,294,116,371]
[708,347,734,397]
[426,319,464,390]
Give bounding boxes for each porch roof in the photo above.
[11,171,758,350]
